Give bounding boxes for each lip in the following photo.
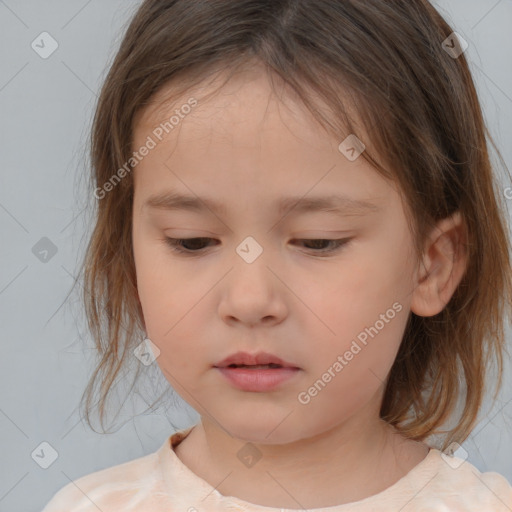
[216,366,301,392]
[214,351,299,369]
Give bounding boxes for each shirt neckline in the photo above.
[158,424,442,511]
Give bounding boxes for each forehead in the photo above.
[133,62,363,146]
[135,71,363,173]
[130,65,396,217]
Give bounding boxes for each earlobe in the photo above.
[410,211,468,317]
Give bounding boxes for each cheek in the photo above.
[303,302,409,415]
[133,245,216,360]
[302,254,407,331]
[137,271,188,340]
[133,238,182,338]
[299,248,412,377]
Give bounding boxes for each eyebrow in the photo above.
[143,191,381,217]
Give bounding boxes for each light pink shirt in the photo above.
[42,425,512,511]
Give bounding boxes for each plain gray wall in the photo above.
[0,1,510,510]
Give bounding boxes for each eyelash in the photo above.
[163,237,352,256]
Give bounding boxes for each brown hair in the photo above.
[75,0,512,451]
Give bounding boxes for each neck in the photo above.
[175,409,428,508]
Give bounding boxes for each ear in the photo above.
[410,211,468,317]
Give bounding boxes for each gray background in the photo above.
[0,1,511,510]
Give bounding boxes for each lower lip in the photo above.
[215,366,300,392]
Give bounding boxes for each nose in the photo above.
[217,252,288,327]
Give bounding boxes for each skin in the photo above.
[131,62,467,509]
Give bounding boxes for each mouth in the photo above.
[214,359,301,392]
[224,363,284,369]
[214,351,300,369]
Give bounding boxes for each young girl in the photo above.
[42,0,512,510]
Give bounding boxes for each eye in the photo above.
[163,237,352,256]
[291,238,351,253]
[164,237,218,254]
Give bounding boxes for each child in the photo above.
[42,0,512,510]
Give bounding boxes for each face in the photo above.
[131,65,420,445]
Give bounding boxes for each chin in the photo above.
[223,415,309,446]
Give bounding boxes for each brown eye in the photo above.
[291,238,352,254]
[163,237,352,256]
[164,237,218,253]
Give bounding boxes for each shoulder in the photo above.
[410,449,512,511]
[41,442,168,512]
